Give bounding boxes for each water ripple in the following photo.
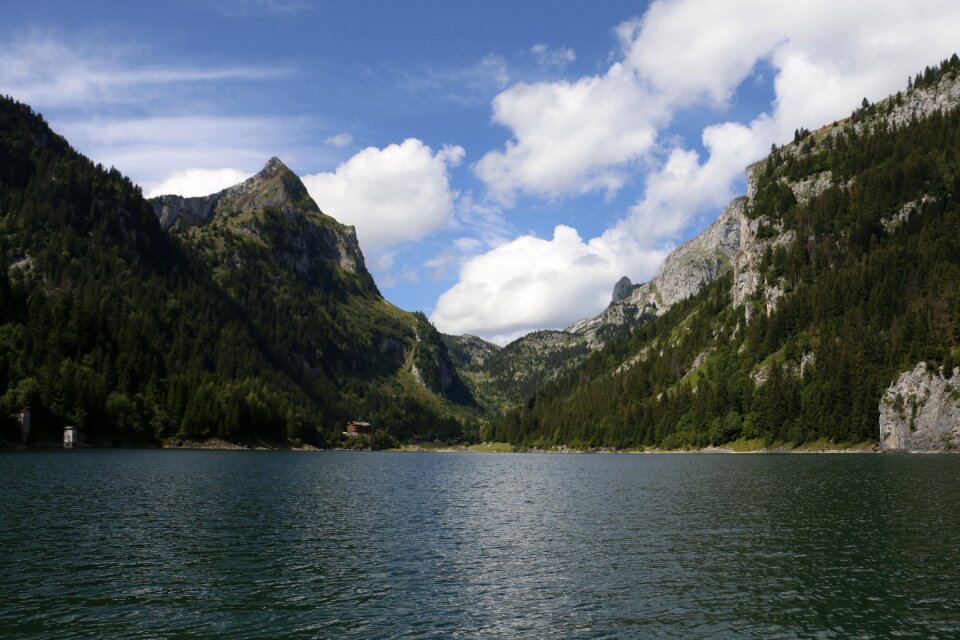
[2,450,960,638]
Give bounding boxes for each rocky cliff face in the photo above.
[880,362,960,451]
[879,73,960,130]
[568,193,748,346]
[410,314,477,406]
[611,276,637,303]
[151,157,367,279]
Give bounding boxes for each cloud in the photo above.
[301,139,465,252]
[0,34,299,193]
[432,119,764,342]
[475,0,960,207]
[453,193,513,247]
[477,54,511,87]
[431,225,667,344]
[324,132,353,147]
[389,54,511,110]
[621,0,960,137]
[147,167,252,198]
[530,43,576,69]
[616,2,785,107]
[424,249,457,281]
[0,35,287,108]
[213,0,318,16]
[475,67,662,204]
[618,118,771,242]
[56,115,300,194]
[370,251,419,289]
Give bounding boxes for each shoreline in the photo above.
[9,439,955,454]
[392,441,890,454]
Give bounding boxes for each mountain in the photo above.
[0,97,477,447]
[151,157,482,442]
[491,55,960,451]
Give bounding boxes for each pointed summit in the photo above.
[260,156,288,176]
[150,156,370,282]
[150,156,313,230]
[218,156,313,216]
[611,276,634,303]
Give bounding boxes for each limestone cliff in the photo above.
[568,193,748,346]
[880,363,960,452]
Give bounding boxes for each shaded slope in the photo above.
[0,97,322,444]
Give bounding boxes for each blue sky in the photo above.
[3,1,959,343]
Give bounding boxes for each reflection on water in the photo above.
[1,450,959,637]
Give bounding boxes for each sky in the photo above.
[2,0,960,344]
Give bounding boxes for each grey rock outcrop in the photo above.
[150,157,366,277]
[881,195,937,233]
[152,192,218,230]
[568,196,746,347]
[884,73,960,130]
[880,362,960,451]
[783,171,834,205]
[611,276,635,303]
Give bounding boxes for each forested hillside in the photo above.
[0,97,476,447]
[152,157,479,443]
[493,57,960,449]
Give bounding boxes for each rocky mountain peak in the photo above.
[259,156,288,177]
[150,156,313,231]
[150,157,369,279]
[216,156,312,217]
[612,276,634,303]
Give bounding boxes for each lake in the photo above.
[1,450,959,638]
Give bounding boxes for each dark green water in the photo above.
[2,451,959,638]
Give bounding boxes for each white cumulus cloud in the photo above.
[475,66,662,204]
[147,167,252,198]
[302,138,465,252]
[431,225,667,344]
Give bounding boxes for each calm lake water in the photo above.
[2,450,959,638]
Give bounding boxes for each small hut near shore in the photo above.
[343,421,371,437]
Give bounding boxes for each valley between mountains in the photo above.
[3,56,960,452]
